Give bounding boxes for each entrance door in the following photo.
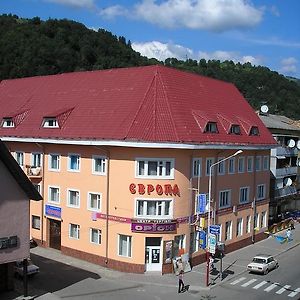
[49,219,61,250]
[145,237,162,272]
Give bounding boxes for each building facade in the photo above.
[0,65,276,274]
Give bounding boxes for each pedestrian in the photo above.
[286,228,292,241]
[178,270,185,293]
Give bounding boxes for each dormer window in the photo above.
[2,118,15,128]
[205,122,218,133]
[43,118,59,128]
[250,126,259,136]
[230,124,241,135]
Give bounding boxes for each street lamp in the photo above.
[206,150,243,286]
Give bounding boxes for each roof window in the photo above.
[1,118,15,128]
[250,126,259,136]
[230,124,241,135]
[205,122,218,133]
[42,118,59,128]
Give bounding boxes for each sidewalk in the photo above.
[30,223,300,298]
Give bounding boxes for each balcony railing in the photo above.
[26,165,42,178]
[274,185,297,198]
[276,166,298,177]
[276,147,298,157]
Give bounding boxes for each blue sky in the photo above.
[1,0,300,78]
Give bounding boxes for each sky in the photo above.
[1,0,300,78]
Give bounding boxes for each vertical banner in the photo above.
[197,194,207,214]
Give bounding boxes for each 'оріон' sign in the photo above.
[131,221,177,233]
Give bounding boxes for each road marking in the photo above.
[264,283,279,292]
[288,287,300,297]
[253,281,268,290]
[276,285,291,294]
[241,279,257,287]
[230,277,246,285]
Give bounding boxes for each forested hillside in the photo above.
[1,14,300,119]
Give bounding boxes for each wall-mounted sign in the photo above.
[199,231,206,249]
[197,194,207,214]
[209,225,221,235]
[0,236,18,249]
[131,221,177,233]
[45,205,62,219]
[129,183,180,196]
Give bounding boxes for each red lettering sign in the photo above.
[138,184,145,195]
[129,183,136,194]
[129,183,180,196]
[147,184,154,195]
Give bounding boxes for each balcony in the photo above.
[276,166,298,177]
[274,185,297,198]
[26,165,42,178]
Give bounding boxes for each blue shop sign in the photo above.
[209,225,221,235]
[199,230,206,249]
[45,205,61,219]
[196,194,207,214]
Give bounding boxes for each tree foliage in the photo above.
[1,14,299,119]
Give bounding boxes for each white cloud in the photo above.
[44,0,96,9]
[132,40,262,65]
[280,57,298,74]
[100,0,263,32]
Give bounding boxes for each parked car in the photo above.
[247,254,278,275]
[14,259,39,277]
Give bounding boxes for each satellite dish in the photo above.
[284,178,292,186]
[297,140,300,150]
[287,139,295,148]
[260,105,269,114]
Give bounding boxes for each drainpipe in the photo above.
[252,152,257,244]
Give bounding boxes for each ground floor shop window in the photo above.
[173,234,185,257]
[118,234,132,257]
[225,221,232,241]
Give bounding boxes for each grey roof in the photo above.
[258,113,300,132]
[0,139,43,201]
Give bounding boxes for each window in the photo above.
[192,158,201,177]
[190,231,199,253]
[236,218,243,236]
[69,223,80,239]
[225,221,232,241]
[68,154,80,171]
[239,187,250,204]
[2,118,14,128]
[257,184,266,200]
[206,158,215,176]
[136,158,174,178]
[32,215,40,230]
[43,118,59,128]
[67,190,80,208]
[230,124,241,135]
[33,184,41,193]
[118,234,132,257]
[263,156,269,170]
[219,190,231,208]
[88,192,101,211]
[247,156,253,172]
[254,213,259,229]
[174,235,185,257]
[246,215,251,233]
[261,211,267,228]
[228,157,235,174]
[255,156,261,171]
[15,152,24,167]
[205,122,218,133]
[136,199,172,218]
[49,154,60,171]
[92,156,106,174]
[90,228,101,244]
[250,126,259,136]
[32,153,42,167]
[238,157,245,173]
[217,157,225,175]
[49,186,60,203]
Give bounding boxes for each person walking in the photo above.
[178,270,185,293]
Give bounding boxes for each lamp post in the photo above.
[206,150,243,287]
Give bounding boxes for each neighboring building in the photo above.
[0,140,42,292]
[258,110,300,224]
[0,65,276,274]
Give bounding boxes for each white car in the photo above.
[14,259,39,277]
[247,254,278,275]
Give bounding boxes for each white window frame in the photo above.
[217,157,225,175]
[263,156,269,171]
[238,157,245,173]
[15,151,24,168]
[92,155,106,175]
[192,158,202,178]
[32,215,41,230]
[87,192,102,212]
[42,118,59,128]
[135,198,173,219]
[31,152,42,167]
[236,218,243,236]
[49,153,60,171]
[69,223,80,239]
[135,158,174,179]
[48,186,60,204]
[205,158,215,176]
[68,153,80,172]
[228,157,235,174]
[261,211,267,228]
[2,118,15,127]
[67,189,80,208]
[255,156,262,171]
[246,215,251,233]
[247,156,253,172]
[239,186,250,204]
[219,190,231,208]
[118,234,132,258]
[257,184,266,200]
[225,221,232,241]
[254,213,259,229]
[90,228,102,244]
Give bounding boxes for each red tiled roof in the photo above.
[0,65,276,146]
